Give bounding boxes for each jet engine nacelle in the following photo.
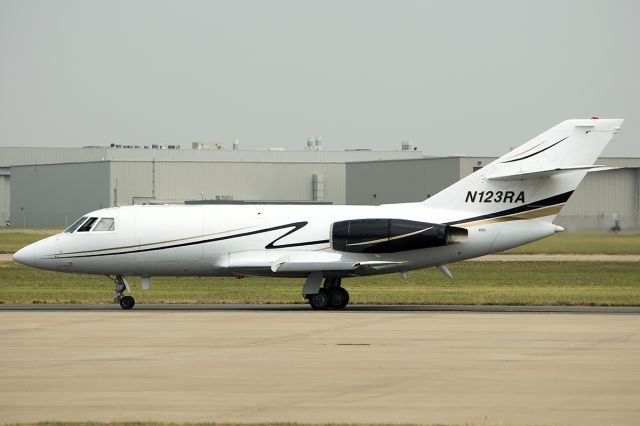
[331,218,468,253]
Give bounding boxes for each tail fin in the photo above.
[423,118,623,222]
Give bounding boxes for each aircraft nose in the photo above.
[13,244,36,267]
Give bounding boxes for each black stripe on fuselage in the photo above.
[54,221,330,259]
[446,190,573,226]
[501,136,568,163]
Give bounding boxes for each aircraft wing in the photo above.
[271,258,403,273]
[221,250,404,275]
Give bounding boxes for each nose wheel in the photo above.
[119,295,135,309]
[112,275,135,310]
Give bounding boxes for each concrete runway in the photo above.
[1,309,639,425]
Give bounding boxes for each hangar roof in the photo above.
[0,146,424,168]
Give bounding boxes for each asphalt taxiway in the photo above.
[1,308,639,425]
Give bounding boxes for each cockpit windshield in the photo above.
[64,216,116,233]
[77,217,98,232]
[65,216,88,233]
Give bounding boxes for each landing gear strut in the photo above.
[112,275,135,310]
[307,277,349,310]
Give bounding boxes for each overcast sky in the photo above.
[1,0,638,156]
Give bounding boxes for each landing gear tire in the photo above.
[328,287,349,309]
[112,275,135,310]
[119,295,135,310]
[308,289,330,310]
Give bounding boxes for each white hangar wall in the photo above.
[10,162,110,227]
[0,173,9,226]
[1,146,421,226]
[555,162,640,232]
[9,160,348,226]
[109,161,347,207]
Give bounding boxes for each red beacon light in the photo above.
[591,116,599,119]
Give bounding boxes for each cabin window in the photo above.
[65,216,88,233]
[93,217,115,232]
[77,217,98,232]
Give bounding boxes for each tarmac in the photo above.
[1,308,639,425]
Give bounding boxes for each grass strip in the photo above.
[0,233,57,254]
[506,232,640,254]
[1,261,638,306]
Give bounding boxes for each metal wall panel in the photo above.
[10,162,110,227]
[458,157,496,178]
[599,158,640,168]
[109,162,154,206]
[0,175,9,226]
[345,158,461,205]
[110,161,347,205]
[557,168,639,231]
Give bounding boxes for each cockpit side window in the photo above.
[65,216,88,233]
[93,217,115,232]
[77,217,98,232]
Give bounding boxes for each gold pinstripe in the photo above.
[456,204,564,228]
[60,225,258,255]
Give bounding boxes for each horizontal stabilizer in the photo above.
[487,165,608,181]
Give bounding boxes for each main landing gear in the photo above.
[112,275,135,310]
[306,277,349,310]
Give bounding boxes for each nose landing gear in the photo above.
[112,275,135,310]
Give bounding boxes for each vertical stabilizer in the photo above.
[423,119,623,222]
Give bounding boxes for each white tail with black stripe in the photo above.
[423,118,623,222]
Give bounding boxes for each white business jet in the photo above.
[13,118,623,310]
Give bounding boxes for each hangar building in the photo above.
[0,146,423,227]
[1,146,639,231]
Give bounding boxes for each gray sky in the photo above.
[1,0,638,156]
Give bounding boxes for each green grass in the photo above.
[506,232,640,254]
[0,232,54,254]
[1,261,638,306]
[2,230,639,306]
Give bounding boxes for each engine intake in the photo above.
[331,218,468,253]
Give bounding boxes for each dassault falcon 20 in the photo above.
[13,118,623,310]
